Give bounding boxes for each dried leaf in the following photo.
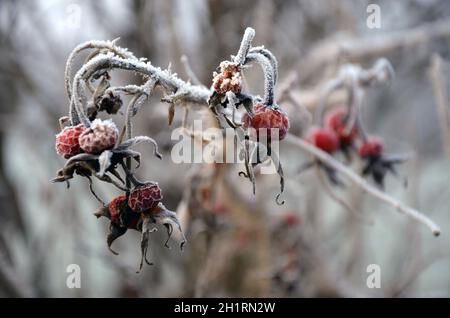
[168,103,175,126]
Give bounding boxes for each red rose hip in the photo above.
[325,107,358,145]
[128,182,163,213]
[55,124,86,159]
[306,126,340,153]
[242,103,290,141]
[78,119,118,154]
[108,194,126,223]
[358,137,383,158]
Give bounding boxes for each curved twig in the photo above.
[65,39,138,100]
[245,53,276,106]
[249,46,279,85]
[69,52,210,125]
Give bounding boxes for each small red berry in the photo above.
[78,119,118,154]
[55,124,87,159]
[282,212,300,227]
[128,183,163,213]
[212,61,242,95]
[108,194,126,223]
[306,126,340,153]
[325,107,358,145]
[358,137,384,158]
[242,103,290,141]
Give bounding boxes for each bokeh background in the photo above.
[1,0,450,297]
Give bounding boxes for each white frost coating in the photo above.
[69,51,210,126]
[97,150,113,177]
[249,46,279,85]
[65,39,138,100]
[245,53,276,106]
[234,27,255,65]
[126,78,158,140]
[90,118,118,133]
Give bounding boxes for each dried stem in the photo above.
[429,54,450,163]
[70,52,210,125]
[234,27,255,65]
[315,165,370,224]
[300,18,450,82]
[65,39,138,100]
[180,55,203,86]
[245,52,276,106]
[249,46,278,85]
[125,78,158,140]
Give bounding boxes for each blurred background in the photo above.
[1,0,450,297]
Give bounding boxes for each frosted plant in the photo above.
[52,28,440,273]
[52,27,291,270]
[208,28,289,205]
[302,59,406,188]
[316,58,395,137]
[53,39,207,271]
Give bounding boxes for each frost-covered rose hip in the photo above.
[306,126,340,153]
[55,124,87,159]
[95,194,142,230]
[128,182,163,213]
[358,137,383,158]
[325,107,358,145]
[78,119,118,154]
[242,103,290,141]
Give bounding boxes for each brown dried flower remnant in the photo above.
[212,61,242,95]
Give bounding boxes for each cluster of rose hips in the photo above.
[209,33,289,203]
[54,113,185,270]
[305,106,402,187]
[97,182,162,231]
[94,182,183,270]
[55,60,189,271]
[55,113,187,270]
[55,118,118,159]
[210,49,289,143]
[212,65,290,143]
